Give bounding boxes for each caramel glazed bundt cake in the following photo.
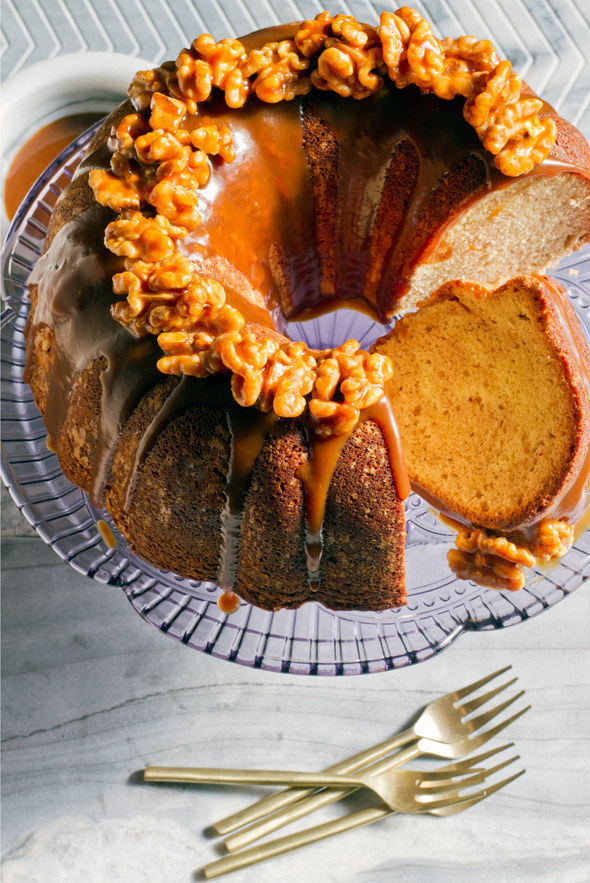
[25,9,590,610]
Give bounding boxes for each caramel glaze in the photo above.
[185,24,590,325]
[24,193,407,597]
[25,24,590,604]
[120,372,408,595]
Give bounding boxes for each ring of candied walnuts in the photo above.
[90,8,557,437]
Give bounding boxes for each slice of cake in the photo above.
[373,275,590,532]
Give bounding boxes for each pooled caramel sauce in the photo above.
[4,113,103,221]
[25,27,590,607]
[97,519,117,548]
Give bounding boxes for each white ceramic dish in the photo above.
[0,52,149,240]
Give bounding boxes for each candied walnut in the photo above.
[530,520,574,561]
[134,130,186,164]
[340,372,383,409]
[149,92,186,131]
[312,28,383,99]
[404,17,445,89]
[193,35,246,86]
[258,343,317,413]
[295,12,333,57]
[494,117,557,176]
[104,211,186,261]
[190,122,235,162]
[272,360,317,417]
[88,169,146,212]
[331,14,379,49]
[217,330,276,375]
[157,331,216,377]
[312,344,392,411]
[464,60,555,174]
[380,8,446,92]
[455,527,536,568]
[243,40,311,104]
[448,548,526,591]
[187,34,251,108]
[308,399,359,437]
[176,36,249,109]
[464,61,519,129]
[379,11,409,77]
[223,67,252,109]
[436,36,499,99]
[128,68,168,111]
[113,253,194,318]
[313,357,341,402]
[148,179,201,231]
[108,113,150,156]
[176,49,214,109]
[155,145,211,190]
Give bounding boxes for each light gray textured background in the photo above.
[2,1,590,880]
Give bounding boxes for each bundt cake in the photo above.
[24,10,590,610]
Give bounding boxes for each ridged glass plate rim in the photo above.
[2,125,589,676]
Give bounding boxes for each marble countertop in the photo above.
[2,522,589,882]
[2,0,590,879]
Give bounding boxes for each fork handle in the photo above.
[212,728,416,835]
[145,767,372,789]
[223,743,421,852]
[204,805,393,878]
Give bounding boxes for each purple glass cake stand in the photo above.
[2,127,589,675]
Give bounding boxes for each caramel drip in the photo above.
[26,207,161,507]
[123,376,191,512]
[298,431,350,590]
[46,435,57,453]
[91,348,161,504]
[218,590,240,614]
[298,396,409,592]
[122,368,289,596]
[217,406,282,591]
[97,519,117,548]
[361,397,411,501]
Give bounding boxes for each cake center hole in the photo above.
[285,307,394,352]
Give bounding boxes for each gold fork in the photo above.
[144,742,516,809]
[214,666,527,848]
[202,751,525,878]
